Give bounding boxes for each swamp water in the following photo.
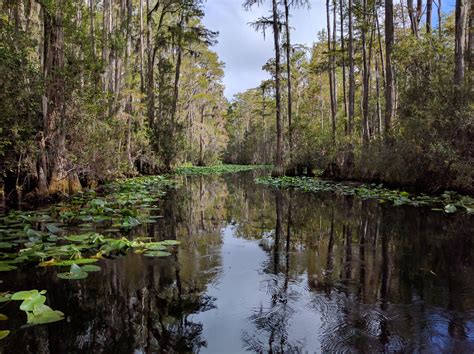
[1,171,474,353]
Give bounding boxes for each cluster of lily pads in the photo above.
[0,289,64,340]
[0,175,181,280]
[174,164,272,176]
[256,176,474,213]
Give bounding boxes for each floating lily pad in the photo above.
[53,258,98,266]
[160,240,181,246]
[81,265,101,272]
[26,305,64,324]
[144,251,172,257]
[0,242,13,249]
[0,263,17,272]
[57,264,88,280]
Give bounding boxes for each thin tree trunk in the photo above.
[348,0,355,136]
[284,0,294,164]
[362,0,370,145]
[384,0,395,140]
[438,0,442,36]
[454,0,469,89]
[427,0,433,33]
[340,0,348,123]
[272,0,284,176]
[327,0,337,142]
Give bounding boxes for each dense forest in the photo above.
[0,0,473,202]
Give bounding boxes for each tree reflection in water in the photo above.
[1,172,473,353]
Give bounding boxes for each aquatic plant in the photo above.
[174,164,272,176]
[0,290,64,340]
[0,176,181,279]
[256,176,474,213]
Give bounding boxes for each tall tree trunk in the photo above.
[166,13,184,171]
[139,0,145,93]
[327,0,337,142]
[469,0,474,71]
[40,0,80,196]
[454,0,469,89]
[272,0,284,176]
[384,0,395,140]
[340,0,348,123]
[284,0,294,163]
[407,0,419,37]
[426,0,433,33]
[438,0,442,36]
[362,0,370,145]
[348,0,355,136]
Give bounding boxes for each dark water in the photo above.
[1,172,474,353]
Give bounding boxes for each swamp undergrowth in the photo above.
[256,176,474,214]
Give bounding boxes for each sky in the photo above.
[202,0,456,100]
[202,1,326,99]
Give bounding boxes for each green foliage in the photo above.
[0,289,65,335]
[0,175,180,276]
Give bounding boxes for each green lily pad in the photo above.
[0,263,17,272]
[0,330,10,340]
[45,224,63,234]
[160,240,181,246]
[144,251,172,257]
[26,307,64,324]
[54,258,98,266]
[81,265,101,272]
[444,204,457,213]
[57,264,88,280]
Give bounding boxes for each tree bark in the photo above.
[427,0,433,33]
[454,0,469,88]
[284,0,294,162]
[272,0,284,176]
[348,0,355,136]
[327,0,337,142]
[384,0,395,140]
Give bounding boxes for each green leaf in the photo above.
[0,263,17,272]
[45,223,63,234]
[26,309,64,324]
[53,258,98,266]
[160,240,181,246]
[19,293,46,312]
[0,330,9,340]
[0,242,13,249]
[11,290,44,301]
[444,204,457,213]
[81,265,101,272]
[0,314,8,320]
[144,251,172,257]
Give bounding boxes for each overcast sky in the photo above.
[202,1,326,99]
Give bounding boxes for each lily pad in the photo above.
[57,264,88,280]
[160,240,181,246]
[81,265,101,272]
[53,258,98,266]
[0,330,10,340]
[144,251,172,257]
[26,307,64,324]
